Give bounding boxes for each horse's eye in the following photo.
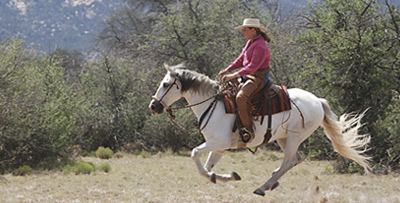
[163,82,169,88]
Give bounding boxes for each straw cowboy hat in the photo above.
[234,18,268,32]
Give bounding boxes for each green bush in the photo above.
[12,165,33,176]
[82,150,96,157]
[113,153,123,159]
[0,39,83,172]
[269,153,278,161]
[98,163,111,173]
[140,151,152,158]
[95,147,113,159]
[62,165,73,174]
[72,161,94,175]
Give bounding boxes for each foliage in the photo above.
[76,56,153,151]
[99,0,282,75]
[98,162,112,173]
[297,0,400,171]
[140,151,152,158]
[63,161,96,174]
[373,92,400,171]
[50,48,86,82]
[114,153,124,159]
[140,108,204,152]
[0,39,83,173]
[95,147,114,159]
[72,161,94,175]
[63,165,73,174]
[12,165,33,176]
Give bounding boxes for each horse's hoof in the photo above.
[210,173,216,184]
[232,172,241,181]
[271,182,279,191]
[253,189,265,196]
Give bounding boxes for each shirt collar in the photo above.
[251,34,262,42]
[248,34,262,44]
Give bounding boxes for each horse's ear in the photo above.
[164,63,179,78]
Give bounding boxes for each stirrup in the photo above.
[239,128,254,143]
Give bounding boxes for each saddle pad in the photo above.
[223,85,291,116]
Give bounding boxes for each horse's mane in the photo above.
[172,65,219,96]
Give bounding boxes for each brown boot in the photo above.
[240,127,254,143]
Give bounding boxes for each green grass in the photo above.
[1,150,400,202]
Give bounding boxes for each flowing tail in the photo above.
[320,99,371,172]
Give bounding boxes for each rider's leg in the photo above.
[236,74,266,142]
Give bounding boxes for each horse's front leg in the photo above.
[191,141,240,183]
[191,142,217,183]
[204,150,241,183]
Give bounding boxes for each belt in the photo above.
[252,67,270,76]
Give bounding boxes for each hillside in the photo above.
[0,0,315,55]
[0,0,124,53]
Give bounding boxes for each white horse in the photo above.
[149,64,371,196]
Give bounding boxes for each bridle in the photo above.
[151,77,228,135]
[151,78,179,119]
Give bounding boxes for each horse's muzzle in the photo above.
[149,99,164,115]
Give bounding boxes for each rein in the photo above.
[169,97,219,136]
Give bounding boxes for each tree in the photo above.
[49,48,86,81]
[0,39,83,172]
[298,0,400,171]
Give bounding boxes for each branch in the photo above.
[360,0,373,17]
[385,0,400,42]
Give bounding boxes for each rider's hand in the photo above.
[222,73,239,81]
[218,69,228,77]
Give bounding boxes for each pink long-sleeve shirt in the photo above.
[226,34,270,76]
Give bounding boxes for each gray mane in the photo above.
[174,68,219,96]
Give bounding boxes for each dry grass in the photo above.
[1,150,400,203]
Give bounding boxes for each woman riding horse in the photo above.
[218,18,272,143]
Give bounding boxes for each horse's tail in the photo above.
[319,99,371,172]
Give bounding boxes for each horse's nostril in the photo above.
[150,104,155,110]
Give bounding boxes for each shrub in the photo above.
[72,161,94,175]
[0,39,82,172]
[99,163,111,173]
[140,151,152,158]
[63,165,73,174]
[87,162,96,169]
[12,165,33,176]
[269,153,278,161]
[82,150,96,157]
[113,153,123,159]
[95,147,113,159]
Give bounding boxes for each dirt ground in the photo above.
[1,150,399,203]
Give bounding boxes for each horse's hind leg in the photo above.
[254,136,303,196]
[204,151,241,182]
[272,138,303,175]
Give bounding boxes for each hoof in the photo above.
[253,188,265,196]
[271,182,279,191]
[210,173,216,184]
[232,172,241,181]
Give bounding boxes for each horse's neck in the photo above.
[184,92,215,119]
